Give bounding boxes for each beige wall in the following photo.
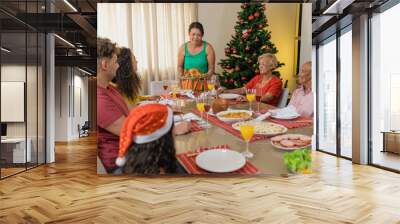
[266,4,299,92]
[198,3,241,74]
[198,3,310,93]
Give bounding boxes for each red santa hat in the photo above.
[116,103,173,167]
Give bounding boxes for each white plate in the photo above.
[218,93,241,100]
[270,134,312,151]
[216,110,252,123]
[195,149,246,173]
[232,120,287,136]
[271,113,300,120]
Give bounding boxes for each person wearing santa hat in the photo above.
[116,103,186,174]
[97,38,190,174]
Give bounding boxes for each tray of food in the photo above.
[216,110,253,123]
[232,120,287,136]
[270,134,312,150]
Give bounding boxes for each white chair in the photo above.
[277,88,289,108]
[149,80,179,96]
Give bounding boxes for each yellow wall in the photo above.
[266,4,300,93]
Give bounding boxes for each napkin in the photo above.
[269,105,300,118]
[254,112,271,121]
[173,112,202,122]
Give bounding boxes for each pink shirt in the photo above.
[97,85,129,171]
[289,86,313,118]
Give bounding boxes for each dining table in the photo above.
[170,97,313,176]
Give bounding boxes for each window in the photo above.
[317,36,337,155]
[370,2,400,171]
[339,27,352,158]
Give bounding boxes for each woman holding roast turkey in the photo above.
[177,22,216,91]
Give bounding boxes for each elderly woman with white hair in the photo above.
[223,53,283,106]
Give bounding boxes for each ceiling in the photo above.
[0,0,393,74]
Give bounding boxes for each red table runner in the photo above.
[192,109,269,142]
[176,145,259,174]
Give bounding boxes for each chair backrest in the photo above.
[149,80,179,96]
[277,88,289,108]
[82,121,90,129]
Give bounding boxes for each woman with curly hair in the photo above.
[115,103,186,174]
[112,47,141,108]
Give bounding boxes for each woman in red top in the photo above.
[222,53,282,106]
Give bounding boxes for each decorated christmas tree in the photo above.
[218,2,284,89]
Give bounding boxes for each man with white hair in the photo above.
[288,61,313,117]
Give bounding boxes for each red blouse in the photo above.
[245,75,283,106]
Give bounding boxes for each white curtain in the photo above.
[98,3,198,94]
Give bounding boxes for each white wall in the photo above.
[198,3,241,74]
[300,3,312,67]
[54,67,89,141]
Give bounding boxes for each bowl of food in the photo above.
[232,120,287,136]
[270,134,312,151]
[216,110,253,123]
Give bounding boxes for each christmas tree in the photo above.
[218,2,284,89]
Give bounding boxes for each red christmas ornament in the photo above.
[235,66,240,72]
[241,76,247,81]
[232,48,237,54]
[245,46,250,51]
[248,28,253,33]
[248,15,254,21]
[254,12,260,17]
[247,59,252,64]
[226,65,231,69]
[258,24,264,29]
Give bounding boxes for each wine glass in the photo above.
[203,96,211,129]
[162,80,169,95]
[240,124,254,158]
[196,96,205,123]
[255,88,262,114]
[210,75,220,96]
[171,84,178,99]
[246,88,256,111]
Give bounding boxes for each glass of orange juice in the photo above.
[240,124,254,158]
[246,88,256,111]
[196,96,205,121]
[171,85,178,99]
